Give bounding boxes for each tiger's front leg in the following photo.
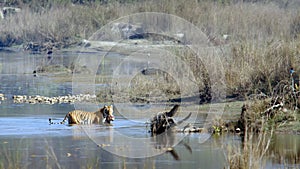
[93,117,101,124]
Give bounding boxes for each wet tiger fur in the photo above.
[49,105,115,125]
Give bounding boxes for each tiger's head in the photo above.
[103,105,115,124]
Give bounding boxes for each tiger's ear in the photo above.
[110,105,113,109]
[104,105,108,108]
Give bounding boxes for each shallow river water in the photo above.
[0,49,299,169]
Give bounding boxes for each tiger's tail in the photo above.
[49,118,61,124]
[49,114,68,125]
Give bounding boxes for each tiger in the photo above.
[49,105,115,125]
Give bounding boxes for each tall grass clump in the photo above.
[0,139,30,169]
[225,123,274,169]
[224,97,298,168]
[225,41,300,97]
[223,76,299,168]
[224,96,298,168]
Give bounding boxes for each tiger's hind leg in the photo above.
[60,113,70,124]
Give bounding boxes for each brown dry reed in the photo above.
[1,0,300,98]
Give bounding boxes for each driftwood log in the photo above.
[150,105,191,135]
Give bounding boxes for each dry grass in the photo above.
[1,0,300,98]
[224,100,298,168]
[224,125,274,169]
[223,88,299,168]
[1,1,299,43]
[226,41,300,97]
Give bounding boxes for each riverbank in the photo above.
[0,45,299,169]
[2,89,299,134]
[1,0,300,100]
[1,0,300,136]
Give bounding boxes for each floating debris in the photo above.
[175,126,206,133]
[66,153,72,157]
[97,144,110,147]
[12,94,96,104]
[0,93,6,102]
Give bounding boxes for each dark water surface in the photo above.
[0,49,299,169]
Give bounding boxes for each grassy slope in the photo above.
[1,0,300,95]
[1,0,300,101]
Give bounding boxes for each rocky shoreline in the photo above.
[12,94,96,104]
[0,93,7,102]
